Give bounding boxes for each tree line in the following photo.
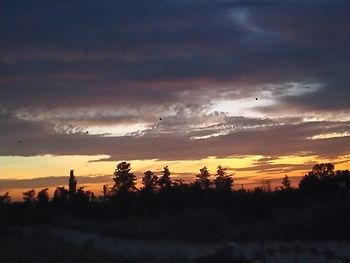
[0,162,349,205]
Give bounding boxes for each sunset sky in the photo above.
[1,0,350,198]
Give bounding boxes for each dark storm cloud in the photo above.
[1,0,349,108]
[1,0,350,164]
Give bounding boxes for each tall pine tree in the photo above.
[214,165,233,192]
[113,162,137,193]
[69,170,77,199]
[158,166,172,190]
[194,166,211,190]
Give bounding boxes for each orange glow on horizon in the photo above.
[1,154,349,201]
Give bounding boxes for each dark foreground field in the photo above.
[0,231,117,263]
[2,164,350,262]
[2,226,350,263]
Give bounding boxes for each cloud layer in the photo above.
[1,0,350,173]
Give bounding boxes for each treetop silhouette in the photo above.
[142,170,159,192]
[37,188,50,204]
[299,163,349,192]
[23,189,36,203]
[194,166,211,190]
[214,165,234,191]
[113,161,137,194]
[0,192,11,204]
[158,166,172,190]
[69,169,77,198]
[280,175,292,190]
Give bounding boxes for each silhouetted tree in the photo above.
[69,169,77,198]
[0,192,11,204]
[113,162,137,194]
[22,189,36,203]
[173,178,186,187]
[214,165,233,191]
[141,170,158,192]
[103,184,108,196]
[335,169,350,189]
[299,173,319,192]
[102,184,110,201]
[312,163,335,178]
[37,188,50,204]
[262,179,272,192]
[158,166,172,190]
[281,175,292,190]
[53,186,69,204]
[75,186,93,204]
[194,166,211,190]
[299,163,335,192]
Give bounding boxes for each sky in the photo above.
[1,0,350,198]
